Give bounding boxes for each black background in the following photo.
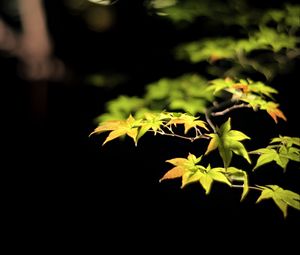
[2,0,299,251]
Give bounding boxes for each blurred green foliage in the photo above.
[95,0,299,120]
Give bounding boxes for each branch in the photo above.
[211,103,251,116]
[205,108,217,133]
[205,99,234,132]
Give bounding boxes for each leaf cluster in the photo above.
[90,0,300,218]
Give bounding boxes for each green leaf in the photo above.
[229,140,251,164]
[218,140,233,169]
[251,137,300,171]
[256,188,273,203]
[271,136,300,147]
[211,118,251,168]
[256,185,300,218]
[252,148,278,171]
[162,153,204,185]
[280,190,300,210]
[226,130,251,141]
[273,197,288,218]
[219,117,232,134]
[206,78,234,95]
[208,167,232,187]
[169,98,207,115]
[248,81,278,98]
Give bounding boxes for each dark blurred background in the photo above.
[1,0,299,250]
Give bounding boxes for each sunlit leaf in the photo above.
[251,136,300,171]
[280,190,300,210]
[208,167,232,186]
[205,118,251,168]
[137,112,164,141]
[161,154,232,195]
[226,130,250,141]
[251,148,278,171]
[159,166,185,182]
[182,170,203,188]
[248,81,278,98]
[167,114,208,134]
[197,165,231,194]
[270,136,300,147]
[199,174,213,194]
[273,197,288,218]
[91,115,140,145]
[206,77,235,95]
[256,185,300,218]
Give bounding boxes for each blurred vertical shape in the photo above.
[16,0,64,81]
[0,0,66,122]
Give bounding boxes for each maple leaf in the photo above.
[251,148,280,171]
[251,136,300,171]
[182,165,231,194]
[270,136,300,147]
[90,115,140,145]
[137,112,165,141]
[205,118,251,168]
[207,77,235,95]
[248,81,278,99]
[256,185,300,218]
[160,153,203,182]
[166,113,208,134]
[161,153,232,195]
[261,102,287,123]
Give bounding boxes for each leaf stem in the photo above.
[231,184,262,191]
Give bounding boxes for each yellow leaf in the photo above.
[166,114,208,134]
[199,175,213,194]
[127,128,139,146]
[159,166,185,182]
[205,134,218,155]
[165,158,189,166]
[181,171,203,188]
[102,129,128,145]
[241,172,249,201]
[194,120,209,131]
[90,120,123,135]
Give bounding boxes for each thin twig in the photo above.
[205,99,234,133]
[205,108,216,133]
[212,103,251,116]
[155,130,210,141]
